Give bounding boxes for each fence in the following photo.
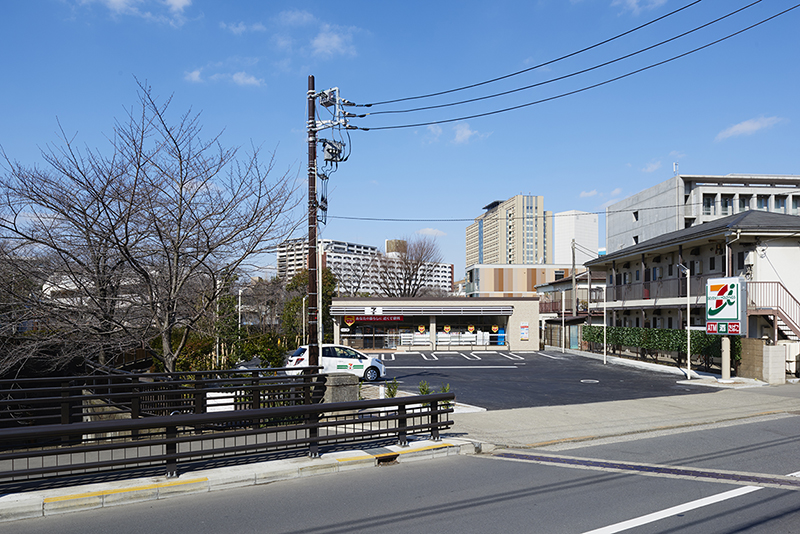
[0,368,322,429]
[0,393,454,483]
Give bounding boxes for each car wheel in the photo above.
[364,366,379,382]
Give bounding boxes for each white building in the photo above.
[276,238,453,296]
[606,174,800,253]
[552,210,599,264]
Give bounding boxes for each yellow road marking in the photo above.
[43,477,209,503]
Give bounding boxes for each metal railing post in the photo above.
[165,424,178,477]
[430,398,440,441]
[397,404,408,446]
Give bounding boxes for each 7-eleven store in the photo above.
[330,297,539,351]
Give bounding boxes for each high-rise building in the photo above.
[552,210,599,264]
[466,195,552,268]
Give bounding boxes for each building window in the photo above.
[668,317,673,329]
[775,196,787,213]
[709,256,716,271]
[703,195,715,215]
[757,195,769,211]
[635,270,640,281]
[739,196,751,211]
[721,196,733,216]
[668,263,674,277]
[633,211,639,222]
[633,235,639,245]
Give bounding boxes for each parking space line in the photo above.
[462,353,481,361]
[380,353,395,361]
[421,353,439,361]
[503,352,525,360]
[535,351,565,360]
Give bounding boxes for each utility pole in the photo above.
[307,75,319,367]
[571,239,577,316]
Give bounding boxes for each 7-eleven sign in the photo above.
[705,277,746,336]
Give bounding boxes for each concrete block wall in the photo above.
[739,338,786,385]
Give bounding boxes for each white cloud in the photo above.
[311,24,357,58]
[610,187,622,196]
[277,10,315,26]
[220,21,266,35]
[715,116,785,141]
[79,0,190,25]
[453,123,478,144]
[163,0,190,12]
[232,71,264,87]
[669,150,686,159]
[580,190,598,198]
[423,124,443,143]
[184,69,202,82]
[611,0,667,15]
[417,228,446,237]
[641,160,661,173]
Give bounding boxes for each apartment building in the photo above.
[276,238,453,296]
[466,195,553,268]
[606,174,800,253]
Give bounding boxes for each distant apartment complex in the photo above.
[276,238,453,296]
[466,195,553,268]
[606,174,800,253]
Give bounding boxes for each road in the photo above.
[7,414,800,534]
[379,349,714,410]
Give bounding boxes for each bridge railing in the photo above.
[0,393,454,483]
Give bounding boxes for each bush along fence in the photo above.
[582,325,741,373]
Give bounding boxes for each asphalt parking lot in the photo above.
[375,349,716,410]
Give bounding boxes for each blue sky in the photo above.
[2,1,798,277]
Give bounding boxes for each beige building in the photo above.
[331,297,539,351]
[466,195,553,268]
[465,264,579,298]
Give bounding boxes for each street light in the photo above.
[561,289,565,354]
[678,263,691,380]
[602,285,607,365]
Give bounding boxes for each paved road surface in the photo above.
[6,414,799,533]
[381,349,713,410]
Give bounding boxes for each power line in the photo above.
[354,3,799,131]
[326,200,730,223]
[363,1,762,117]
[357,0,704,108]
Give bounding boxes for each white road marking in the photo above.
[502,352,525,360]
[535,351,565,360]
[380,353,395,361]
[421,353,439,361]
[581,469,800,533]
[461,352,481,361]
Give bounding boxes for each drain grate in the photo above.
[494,451,800,490]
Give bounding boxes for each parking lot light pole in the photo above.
[561,289,565,354]
[603,286,607,365]
[678,263,691,380]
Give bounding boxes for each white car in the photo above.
[286,344,386,382]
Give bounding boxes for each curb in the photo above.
[0,439,476,523]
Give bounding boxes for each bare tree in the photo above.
[328,252,380,297]
[375,235,444,297]
[0,82,301,373]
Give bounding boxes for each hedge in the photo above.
[582,325,741,361]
